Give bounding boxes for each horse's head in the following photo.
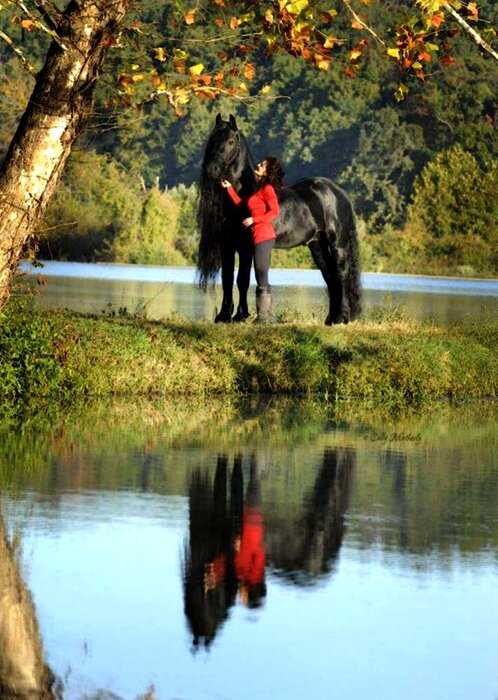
[203,113,241,180]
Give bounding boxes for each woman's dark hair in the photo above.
[262,156,285,194]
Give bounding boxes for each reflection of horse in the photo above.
[266,448,355,585]
[183,454,266,649]
[197,113,362,325]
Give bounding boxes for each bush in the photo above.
[111,186,186,265]
[406,146,498,275]
[38,149,143,261]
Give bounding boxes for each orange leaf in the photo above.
[230,16,241,30]
[351,19,363,30]
[418,51,431,62]
[349,48,362,61]
[431,13,444,28]
[215,18,224,27]
[184,9,196,25]
[21,18,35,31]
[244,63,256,80]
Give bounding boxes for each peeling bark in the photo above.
[0,0,130,309]
[0,514,54,698]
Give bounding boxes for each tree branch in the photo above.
[341,0,386,47]
[0,28,36,74]
[444,4,498,62]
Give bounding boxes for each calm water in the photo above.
[1,399,497,700]
[20,261,498,324]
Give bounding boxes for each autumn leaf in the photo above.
[394,83,409,101]
[152,47,167,62]
[189,63,205,76]
[323,35,337,49]
[230,16,241,30]
[184,9,196,25]
[214,18,224,27]
[265,9,274,24]
[418,51,432,62]
[387,47,400,59]
[431,13,444,28]
[351,19,363,30]
[244,63,256,80]
[260,85,272,94]
[467,2,478,21]
[20,18,35,31]
[315,55,331,70]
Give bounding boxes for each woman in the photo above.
[221,157,284,322]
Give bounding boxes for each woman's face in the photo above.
[254,160,267,180]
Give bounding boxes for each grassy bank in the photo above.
[1,298,497,417]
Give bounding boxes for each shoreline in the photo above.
[1,300,496,418]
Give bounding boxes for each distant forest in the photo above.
[1,0,497,276]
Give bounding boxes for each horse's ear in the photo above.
[215,113,223,127]
[229,114,237,130]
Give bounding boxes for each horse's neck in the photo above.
[229,139,255,195]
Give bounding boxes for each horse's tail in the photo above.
[196,168,224,289]
[345,206,362,320]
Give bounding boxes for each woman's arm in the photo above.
[252,184,279,224]
[226,185,242,206]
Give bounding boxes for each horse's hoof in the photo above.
[232,310,250,323]
[215,313,232,323]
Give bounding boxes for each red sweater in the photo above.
[234,507,265,586]
[227,183,279,245]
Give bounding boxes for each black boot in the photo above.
[255,286,272,323]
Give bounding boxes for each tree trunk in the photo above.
[0,514,54,697]
[0,0,130,309]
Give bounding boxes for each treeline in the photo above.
[1,0,497,275]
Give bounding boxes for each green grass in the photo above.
[1,297,497,419]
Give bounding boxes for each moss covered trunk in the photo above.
[0,0,129,309]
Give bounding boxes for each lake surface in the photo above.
[20,261,498,324]
[1,399,497,700]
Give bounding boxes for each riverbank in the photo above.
[1,298,497,417]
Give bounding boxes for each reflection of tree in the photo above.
[183,454,266,649]
[267,448,355,585]
[0,512,55,699]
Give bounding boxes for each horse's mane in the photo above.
[197,125,255,289]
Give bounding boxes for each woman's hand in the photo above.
[242,217,254,228]
[220,179,232,188]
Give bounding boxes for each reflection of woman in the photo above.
[183,454,266,649]
[221,157,284,322]
[234,455,266,607]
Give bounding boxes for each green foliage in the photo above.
[407,146,498,275]
[111,186,186,265]
[39,149,143,261]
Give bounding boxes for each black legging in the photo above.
[254,239,274,288]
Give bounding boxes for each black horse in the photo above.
[197,113,362,325]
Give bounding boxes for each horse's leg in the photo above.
[215,244,235,323]
[233,236,252,322]
[309,235,349,325]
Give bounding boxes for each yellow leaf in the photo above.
[131,64,140,71]
[387,47,401,59]
[287,0,308,14]
[265,9,274,23]
[260,85,272,94]
[316,57,331,71]
[411,61,423,70]
[238,82,249,92]
[184,9,196,25]
[152,47,167,62]
[394,83,409,102]
[189,63,205,76]
[349,48,362,61]
[323,35,337,49]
